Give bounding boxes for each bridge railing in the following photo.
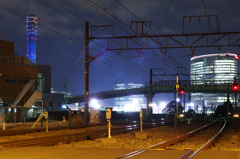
[146,80,236,86]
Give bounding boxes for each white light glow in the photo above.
[149,103,156,107]
[90,99,100,109]
[132,98,139,105]
[176,98,180,102]
[124,103,134,112]
[152,102,167,114]
[159,102,166,109]
[233,114,239,118]
[62,105,67,109]
[179,113,184,118]
[123,99,141,112]
[190,102,194,107]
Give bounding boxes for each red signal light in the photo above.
[235,56,239,60]
[180,88,185,95]
[233,82,238,91]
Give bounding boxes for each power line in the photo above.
[0,1,82,44]
[114,0,183,74]
[36,0,84,27]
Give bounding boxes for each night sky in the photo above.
[1,0,240,105]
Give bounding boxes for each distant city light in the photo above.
[90,99,100,109]
[124,98,141,112]
[152,101,167,114]
[176,98,180,102]
[159,102,166,109]
[233,114,239,118]
[179,113,184,118]
[186,102,195,110]
[149,103,156,107]
[62,105,67,109]
[190,102,194,107]
[132,98,139,105]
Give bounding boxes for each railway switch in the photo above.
[32,110,49,132]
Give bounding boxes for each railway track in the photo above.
[0,120,169,148]
[116,118,226,159]
[0,119,171,137]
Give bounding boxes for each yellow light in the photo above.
[179,113,184,118]
[0,73,2,77]
[233,114,239,118]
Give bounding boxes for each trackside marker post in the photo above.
[106,108,112,138]
[3,122,5,130]
[45,111,48,132]
[140,110,143,132]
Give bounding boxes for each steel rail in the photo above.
[116,119,218,159]
[0,121,152,137]
[186,118,226,159]
[0,125,98,136]
[0,121,166,148]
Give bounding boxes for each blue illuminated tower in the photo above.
[26,7,38,63]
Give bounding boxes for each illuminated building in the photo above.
[190,53,238,113]
[114,83,146,112]
[26,7,38,63]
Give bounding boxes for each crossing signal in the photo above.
[233,82,238,91]
[180,88,185,95]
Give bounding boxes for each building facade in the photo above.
[114,83,146,112]
[190,53,238,113]
[0,39,38,105]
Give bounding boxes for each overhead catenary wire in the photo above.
[81,0,175,76]
[0,2,82,45]
[89,40,150,77]
[114,0,185,80]
[36,0,85,27]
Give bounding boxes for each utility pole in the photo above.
[64,76,67,105]
[175,74,179,129]
[84,21,90,125]
[147,68,153,120]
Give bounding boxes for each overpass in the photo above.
[67,80,236,104]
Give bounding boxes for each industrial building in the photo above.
[190,53,238,114]
[0,8,66,123]
[0,38,41,122]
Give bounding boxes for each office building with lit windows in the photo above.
[190,53,238,113]
[114,83,146,112]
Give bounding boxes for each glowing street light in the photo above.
[149,103,156,107]
[90,99,100,109]
[176,98,180,102]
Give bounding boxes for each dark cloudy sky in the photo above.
[1,0,240,104]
